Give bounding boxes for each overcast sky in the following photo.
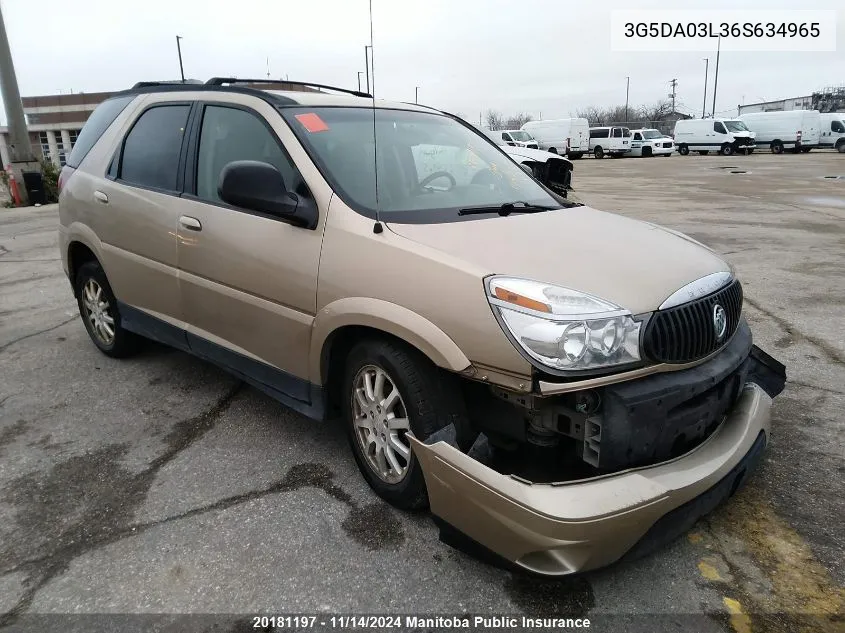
[1,0,843,125]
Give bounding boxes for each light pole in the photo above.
[175,35,185,82]
[0,2,34,204]
[625,76,630,123]
[364,45,372,93]
[711,37,721,118]
[358,72,364,92]
[702,58,709,118]
[415,86,419,104]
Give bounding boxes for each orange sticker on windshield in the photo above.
[295,112,329,133]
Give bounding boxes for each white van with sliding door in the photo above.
[673,119,756,156]
[521,118,590,159]
[818,113,845,152]
[738,110,821,154]
[588,126,631,158]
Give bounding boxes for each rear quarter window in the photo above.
[66,95,135,168]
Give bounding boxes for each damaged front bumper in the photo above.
[411,349,785,576]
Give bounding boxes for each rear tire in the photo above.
[593,146,604,159]
[837,140,845,153]
[678,145,689,156]
[771,140,784,154]
[343,339,468,510]
[720,144,734,156]
[75,261,141,358]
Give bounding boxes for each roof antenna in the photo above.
[369,0,383,234]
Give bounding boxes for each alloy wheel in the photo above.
[351,364,411,484]
[81,279,115,346]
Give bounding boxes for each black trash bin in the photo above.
[22,171,46,205]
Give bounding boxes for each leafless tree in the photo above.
[485,110,505,130]
[504,113,534,129]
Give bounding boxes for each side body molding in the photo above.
[310,297,472,384]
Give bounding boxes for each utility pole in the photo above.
[358,72,363,92]
[625,76,630,123]
[415,86,419,104]
[711,37,721,118]
[669,78,678,113]
[175,36,185,82]
[0,3,36,205]
[364,45,371,93]
[702,58,709,118]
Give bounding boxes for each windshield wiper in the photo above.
[458,201,560,216]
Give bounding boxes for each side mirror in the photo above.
[218,160,317,228]
[519,163,534,176]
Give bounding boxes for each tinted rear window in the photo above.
[119,105,190,191]
[66,95,134,168]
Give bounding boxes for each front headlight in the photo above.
[486,277,642,372]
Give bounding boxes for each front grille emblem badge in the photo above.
[713,304,728,340]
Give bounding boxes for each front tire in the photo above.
[642,147,652,157]
[75,261,141,358]
[343,339,467,510]
[720,144,734,156]
[771,140,784,154]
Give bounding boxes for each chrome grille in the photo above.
[644,280,743,363]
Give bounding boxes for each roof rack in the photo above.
[205,77,372,99]
[132,79,205,88]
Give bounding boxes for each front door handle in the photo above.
[179,216,202,231]
[94,190,108,204]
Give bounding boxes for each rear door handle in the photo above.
[179,216,202,231]
[94,190,108,204]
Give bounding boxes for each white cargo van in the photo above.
[673,119,756,156]
[818,113,845,152]
[738,110,821,153]
[588,126,631,158]
[499,129,539,149]
[521,118,590,159]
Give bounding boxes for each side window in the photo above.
[196,105,298,203]
[120,105,190,191]
[714,122,727,134]
[67,95,134,168]
[612,128,622,138]
[634,133,642,141]
[501,132,510,141]
[832,120,845,133]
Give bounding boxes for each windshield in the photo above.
[724,120,749,132]
[283,107,560,222]
[642,130,663,139]
[508,130,533,141]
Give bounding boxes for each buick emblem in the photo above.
[713,304,727,340]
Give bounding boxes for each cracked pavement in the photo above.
[1,151,843,633]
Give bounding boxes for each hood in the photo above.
[386,206,730,315]
[501,145,571,165]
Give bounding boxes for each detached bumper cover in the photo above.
[411,382,773,576]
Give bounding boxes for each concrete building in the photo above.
[1,81,322,169]
[738,96,814,115]
[738,86,845,115]
[0,90,114,168]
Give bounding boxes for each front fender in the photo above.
[310,297,472,384]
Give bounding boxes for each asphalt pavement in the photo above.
[0,151,843,632]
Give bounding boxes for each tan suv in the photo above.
[58,79,786,575]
